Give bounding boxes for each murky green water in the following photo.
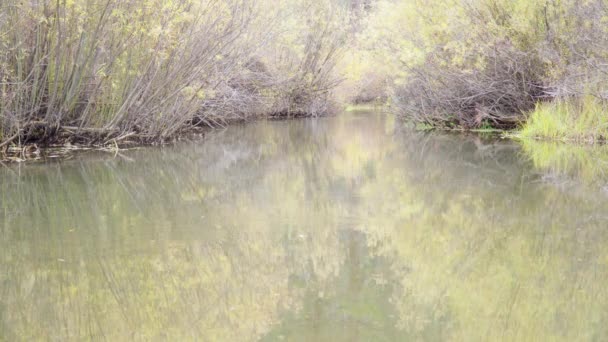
[2,111,608,341]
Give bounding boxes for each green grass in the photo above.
[517,97,608,183]
[344,103,387,112]
[519,96,608,143]
[415,122,434,131]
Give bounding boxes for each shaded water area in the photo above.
[2,111,608,341]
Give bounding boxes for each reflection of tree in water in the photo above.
[521,138,608,187]
[358,129,608,340]
[0,114,378,340]
[2,113,608,340]
[261,230,407,342]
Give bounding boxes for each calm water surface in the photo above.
[2,111,608,341]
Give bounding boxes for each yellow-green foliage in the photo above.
[520,97,608,142]
[356,0,542,79]
[0,0,347,144]
[353,0,608,129]
[359,0,591,83]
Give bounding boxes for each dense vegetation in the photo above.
[0,0,348,148]
[2,0,608,150]
[354,0,608,139]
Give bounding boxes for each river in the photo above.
[2,110,608,341]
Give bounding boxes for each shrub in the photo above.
[364,0,608,130]
[0,0,345,147]
[393,41,547,128]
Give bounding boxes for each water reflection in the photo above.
[1,112,608,340]
[521,138,608,187]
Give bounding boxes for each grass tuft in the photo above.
[519,96,608,143]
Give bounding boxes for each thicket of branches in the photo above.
[0,0,346,147]
[361,0,608,128]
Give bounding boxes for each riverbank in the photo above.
[0,113,327,163]
[411,98,608,146]
[409,96,608,146]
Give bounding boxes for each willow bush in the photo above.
[0,0,345,147]
[358,0,608,130]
